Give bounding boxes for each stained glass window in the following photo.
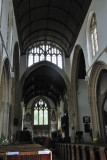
[34,99,48,125]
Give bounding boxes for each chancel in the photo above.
[0,0,107,160]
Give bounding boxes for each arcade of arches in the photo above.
[0,0,107,148]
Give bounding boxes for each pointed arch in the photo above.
[20,61,70,102]
[70,45,91,143]
[0,58,11,138]
[88,61,107,139]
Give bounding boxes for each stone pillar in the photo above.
[0,105,3,137]
[89,96,100,139]
[0,80,3,137]
[8,104,13,139]
[13,85,22,137]
[21,101,25,130]
[69,86,79,143]
[5,103,10,138]
[1,102,6,136]
[2,102,10,138]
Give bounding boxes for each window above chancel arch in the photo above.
[27,42,63,69]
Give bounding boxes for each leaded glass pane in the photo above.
[40,48,42,54]
[39,99,43,105]
[36,47,39,53]
[46,54,51,62]
[28,54,33,67]
[34,110,38,125]
[40,54,45,61]
[34,54,39,63]
[58,55,62,69]
[52,55,56,64]
[39,109,43,125]
[44,109,48,125]
[46,45,48,51]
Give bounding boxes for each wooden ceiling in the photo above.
[23,65,66,106]
[13,0,92,57]
[13,0,92,105]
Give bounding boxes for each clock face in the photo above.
[26,113,31,122]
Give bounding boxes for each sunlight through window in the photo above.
[27,42,63,68]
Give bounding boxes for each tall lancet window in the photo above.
[90,13,98,56]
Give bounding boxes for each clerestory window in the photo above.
[34,99,48,125]
[27,42,63,69]
[90,13,98,56]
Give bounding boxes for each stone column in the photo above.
[69,86,79,143]
[5,102,10,138]
[1,102,6,136]
[89,96,100,139]
[0,105,3,137]
[2,102,10,138]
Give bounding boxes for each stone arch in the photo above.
[12,42,21,135]
[70,45,91,143]
[70,45,81,133]
[20,61,70,107]
[12,42,20,109]
[86,10,97,65]
[20,61,70,136]
[88,61,107,139]
[102,91,107,141]
[20,61,70,90]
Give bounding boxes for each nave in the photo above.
[0,0,107,159]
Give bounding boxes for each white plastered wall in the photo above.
[0,0,20,138]
[68,0,107,141]
[0,0,20,73]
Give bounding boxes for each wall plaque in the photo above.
[83,116,90,123]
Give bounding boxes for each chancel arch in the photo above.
[20,61,70,138]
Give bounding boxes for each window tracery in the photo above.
[34,98,48,125]
[27,42,63,69]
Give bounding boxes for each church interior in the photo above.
[0,0,107,159]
